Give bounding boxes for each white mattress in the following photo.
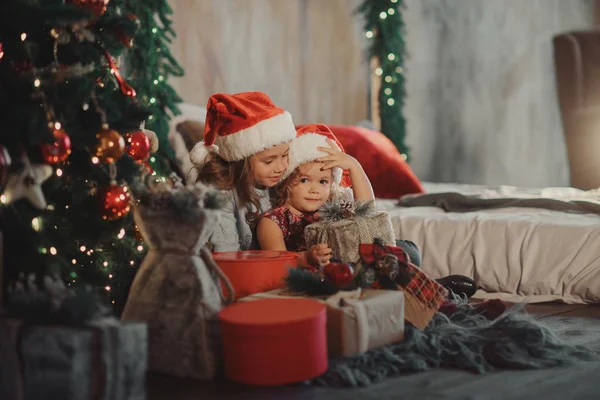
[376,182,600,304]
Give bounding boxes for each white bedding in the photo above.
[376,182,600,304]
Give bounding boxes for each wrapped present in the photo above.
[238,288,405,358]
[357,240,448,330]
[304,200,395,264]
[283,239,447,330]
[0,317,147,400]
[219,298,328,385]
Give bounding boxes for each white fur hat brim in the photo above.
[282,133,342,184]
[190,141,219,167]
[214,111,296,161]
[188,111,296,170]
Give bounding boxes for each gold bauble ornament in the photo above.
[93,129,125,164]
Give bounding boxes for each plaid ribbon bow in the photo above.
[359,239,447,310]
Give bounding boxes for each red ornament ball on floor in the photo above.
[323,262,354,287]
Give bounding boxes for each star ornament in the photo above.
[2,154,53,210]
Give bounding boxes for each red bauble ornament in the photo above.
[41,128,72,164]
[99,182,131,220]
[66,0,110,17]
[94,129,126,163]
[323,262,355,288]
[0,145,12,189]
[125,130,151,162]
[0,42,4,61]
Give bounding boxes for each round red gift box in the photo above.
[213,250,299,300]
[219,298,328,386]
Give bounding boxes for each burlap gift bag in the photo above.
[304,200,395,264]
[122,182,234,380]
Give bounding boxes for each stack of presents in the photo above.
[213,199,448,386]
[0,186,448,397]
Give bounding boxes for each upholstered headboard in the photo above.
[553,31,600,190]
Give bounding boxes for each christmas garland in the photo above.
[357,0,409,160]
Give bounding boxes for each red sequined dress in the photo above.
[260,207,320,252]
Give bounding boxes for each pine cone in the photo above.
[376,254,400,280]
[340,200,356,219]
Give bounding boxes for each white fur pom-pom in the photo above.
[143,129,159,153]
[190,141,219,166]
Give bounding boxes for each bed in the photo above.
[166,105,600,305]
[376,182,600,304]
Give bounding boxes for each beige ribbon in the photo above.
[324,288,371,355]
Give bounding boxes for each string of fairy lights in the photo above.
[359,0,409,160]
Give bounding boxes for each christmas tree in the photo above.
[0,0,182,313]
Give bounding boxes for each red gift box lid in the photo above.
[213,250,298,262]
[219,298,326,337]
[212,251,300,300]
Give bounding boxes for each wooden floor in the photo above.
[148,303,600,400]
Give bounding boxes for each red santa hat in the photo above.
[189,92,296,166]
[283,124,351,186]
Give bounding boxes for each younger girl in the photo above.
[190,92,297,251]
[257,124,374,266]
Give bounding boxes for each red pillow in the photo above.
[325,125,424,199]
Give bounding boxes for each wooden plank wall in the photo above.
[168,0,370,126]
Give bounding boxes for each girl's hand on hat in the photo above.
[318,139,360,171]
[306,243,333,266]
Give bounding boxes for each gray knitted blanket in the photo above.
[314,301,598,388]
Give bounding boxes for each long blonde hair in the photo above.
[194,152,262,224]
